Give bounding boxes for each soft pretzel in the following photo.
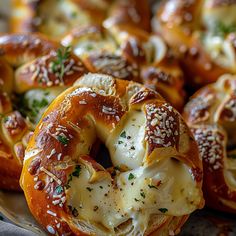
[62,24,186,111]
[104,0,151,32]
[183,74,236,213]
[61,25,140,83]
[155,0,236,88]
[10,0,150,40]
[21,73,204,236]
[0,34,88,191]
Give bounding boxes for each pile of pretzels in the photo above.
[0,0,235,235]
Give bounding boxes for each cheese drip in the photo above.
[65,109,201,235]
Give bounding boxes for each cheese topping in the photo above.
[37,0,91,38]
[20,87,64,126]
[67,159,201,235]
[203,34,236,71]
[66,110,202,235]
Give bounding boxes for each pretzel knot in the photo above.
[0,34,88,190]
[155,0,236,88]
[21,73,204,236]
[183,74,236,213]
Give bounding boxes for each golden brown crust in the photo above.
[21,74,203,235]
[104,0,151,32]
[0,34,88,191]
[0,33,59,66]
[183,74,236,213]
[15,53,88,93]
[10,0,150,40]
[105,24,186,110]
[62,24,186,111]
[155,0,236,88]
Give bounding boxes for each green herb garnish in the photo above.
[65,165,81,189]
[3,116,9,123]
[71,12,77,18]
[214,21,236,37]
[120,131,126,138]
[128,173,135,180]
[159,208,168,213]
[72,165,81,177]
[51,46,71,79]
[57,135,69,145]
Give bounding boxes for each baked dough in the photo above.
[21,73,204,235]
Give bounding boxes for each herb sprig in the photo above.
[51,46,71,79]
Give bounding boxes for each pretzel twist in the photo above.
[10,0,150,40]
[62,25,186,111]
[155,0,236,88]
[21,73,204,236]
[183,74,236,213]
[0,34,88,190]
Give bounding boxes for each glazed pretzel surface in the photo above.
[10,0,150,40]
[155,0,236,87]
[183,74,236,213]
[21,73,204,236]
[0,34,88,190]
[62,24,186,111]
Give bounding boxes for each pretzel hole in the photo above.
[90,139,113,169]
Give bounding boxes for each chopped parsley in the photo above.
[114,166,121,171]
[65,165,81,189]
[17,95,49,124]
[32,98,49,108]
[55,185,63,194]
[51,46,71,79]
[72,165,81,177]
[57,135,69,145]
[159,208,168,213]
[213,21,236,37]
[134,198,140,202]
[3,116,9,123]
[71,11,77,18]
[86,44,93,51]
[128,173,135,180]
[44,91,50,96]
[120,131,126,138]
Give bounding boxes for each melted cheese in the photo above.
[67,158,201,236]
[204,35,236,70]
[66,109,202,235]
[22,87,65,127]
[106,110,146,169]
[73,40,117,58]
[38,0,91,38]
